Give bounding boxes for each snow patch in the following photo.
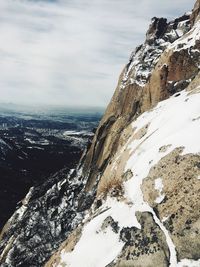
[169,20,200,52]
[177,259,200,267]
[154,178,165,204]
[58,89,200,267]
[124,89,200,266]
[151,209,177,267]
[59,200,124,267]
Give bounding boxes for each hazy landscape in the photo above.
[0,104,102,228]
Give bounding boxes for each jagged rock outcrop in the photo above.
[80,0,199,200]
[191,0,200,25]
[1,1,200,267]
[0,167,85,267]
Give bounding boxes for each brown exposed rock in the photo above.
[81,23,200,199]
[96,121,151,200]
[167,50,198,81]
[191,0,200,25]
[187,72,200,92]
[142,148,200,261]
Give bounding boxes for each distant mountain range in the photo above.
[0,102,105,116]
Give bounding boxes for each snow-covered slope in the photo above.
[1,1,200,267]
[48,87,200,267]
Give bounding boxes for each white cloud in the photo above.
[0,0,193,107]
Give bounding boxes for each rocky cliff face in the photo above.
[1,1,200,267]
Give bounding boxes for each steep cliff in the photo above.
[1,1,200,267]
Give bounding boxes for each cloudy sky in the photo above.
[0,0,192,108]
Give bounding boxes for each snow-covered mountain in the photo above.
[1,1,200,267]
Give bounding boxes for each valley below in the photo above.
[0,105,102,229]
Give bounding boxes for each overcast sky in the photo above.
[0,0,193,108]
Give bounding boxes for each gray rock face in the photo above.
[0,167,86,267]
[108,212,170,267]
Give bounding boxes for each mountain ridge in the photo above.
[1,1,200,266]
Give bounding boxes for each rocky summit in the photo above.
[1,1,200,267]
